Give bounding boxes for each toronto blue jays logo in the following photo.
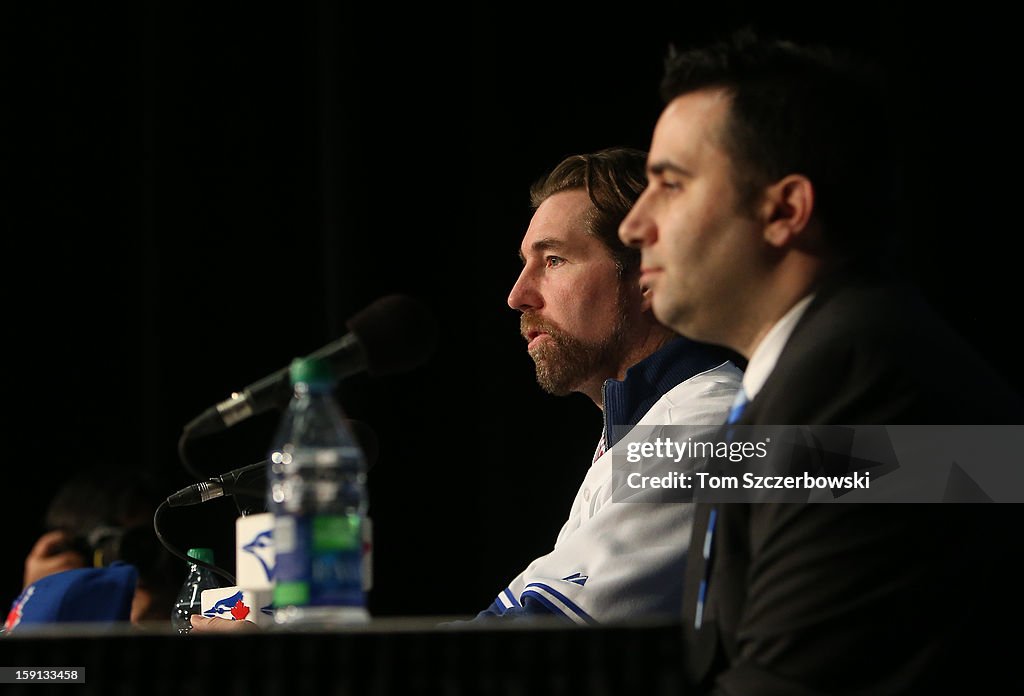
[241,529,274,581]
[203,591,251,621]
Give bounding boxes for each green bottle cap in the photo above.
[289,356,334,386]
[186,547,215,565]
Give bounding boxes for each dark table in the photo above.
[0,617,686,695]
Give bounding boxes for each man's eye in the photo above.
[546,256,566,268]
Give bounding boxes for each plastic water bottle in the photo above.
[171,547,222,634]
[267,356,370,626]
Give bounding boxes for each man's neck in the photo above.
[616,324,675,382]
[585,324,675,409]
[732,257,822,360]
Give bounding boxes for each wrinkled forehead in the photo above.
[519,189,600,255]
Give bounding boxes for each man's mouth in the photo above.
[639,267,662,289]
[526,330,549,349]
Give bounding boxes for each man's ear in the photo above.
[759,174,814,248]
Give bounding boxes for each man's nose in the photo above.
[619,192,657,248]
[508,267,543,311]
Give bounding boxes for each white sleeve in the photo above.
[481,362,742,624]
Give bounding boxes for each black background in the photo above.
[3,2,1019,618]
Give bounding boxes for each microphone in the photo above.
[182,294,437,439]
[166,460,266,507]
[168,420,380,508]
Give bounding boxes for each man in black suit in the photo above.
[619,32,1023,694]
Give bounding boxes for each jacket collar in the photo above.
[603,336,738,448]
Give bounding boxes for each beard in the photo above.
[520,295,632,397]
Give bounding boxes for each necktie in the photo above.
[694,507,717,630]
[697,387,748,629]
[726,387,749,425]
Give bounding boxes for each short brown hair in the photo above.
[529,147,647,275]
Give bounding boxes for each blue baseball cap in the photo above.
[3,562,137,633]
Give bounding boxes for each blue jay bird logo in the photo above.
[203,591,250,620]
[241,529,274,581]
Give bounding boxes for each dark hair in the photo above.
[529,147,647,275]
[661,29,891,258]
[45,469,177,599]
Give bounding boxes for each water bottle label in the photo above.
[313,515,359,551]
[273,513,364,609]
[274,515,297,554]
[274,581,310,607]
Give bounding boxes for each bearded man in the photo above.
[479,148,743,623]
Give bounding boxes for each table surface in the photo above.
[0,616,688,695]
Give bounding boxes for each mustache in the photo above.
[520,313,565,341]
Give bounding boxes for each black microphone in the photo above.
[182,294,437,439]
[166,460,266,507]
[168,420,381,508]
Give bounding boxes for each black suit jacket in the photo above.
[681,274,1024,694]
